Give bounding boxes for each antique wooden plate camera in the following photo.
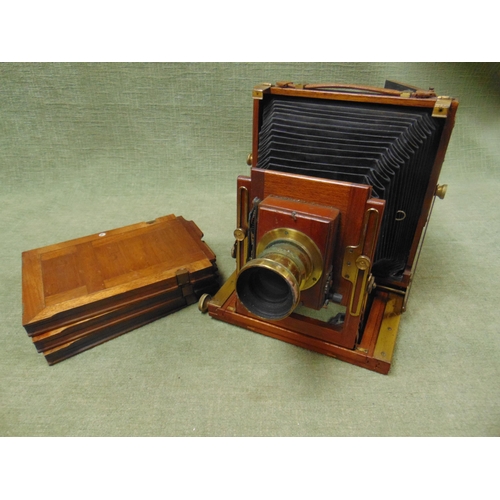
[202,80,458,374]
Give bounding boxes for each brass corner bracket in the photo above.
[252,83,272,100]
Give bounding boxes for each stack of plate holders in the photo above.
[22,215,219,365]
[256,95,444,280]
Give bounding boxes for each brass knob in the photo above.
[436,184,448,199]
[246,153,253,166]
[233,228,246,241]
[355,255,371,271]
[198,293,212,313]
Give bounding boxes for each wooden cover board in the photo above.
[22,214,218,335]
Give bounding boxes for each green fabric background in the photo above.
[1,62,499,436]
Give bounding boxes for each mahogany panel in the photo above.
[233,169,386,350]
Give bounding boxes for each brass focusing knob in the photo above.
[246,153,253,166]
[355,255,371,271]
[436,184,448,200]
[198,293,212,313]
[233,228,246,241]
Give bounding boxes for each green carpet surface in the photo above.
[1,62,499,436]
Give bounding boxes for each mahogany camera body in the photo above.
[205,81,458,374]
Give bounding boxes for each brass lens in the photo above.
[236,229,323,320]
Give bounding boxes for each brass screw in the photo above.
[246,153,253,166]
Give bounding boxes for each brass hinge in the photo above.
[432,96,453,118]
[252,83,272,100]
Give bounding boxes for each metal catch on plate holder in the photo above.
[342,208,380,317]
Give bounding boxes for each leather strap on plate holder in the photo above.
[275,81,437,99]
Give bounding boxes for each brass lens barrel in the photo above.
[236,229,323,320]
